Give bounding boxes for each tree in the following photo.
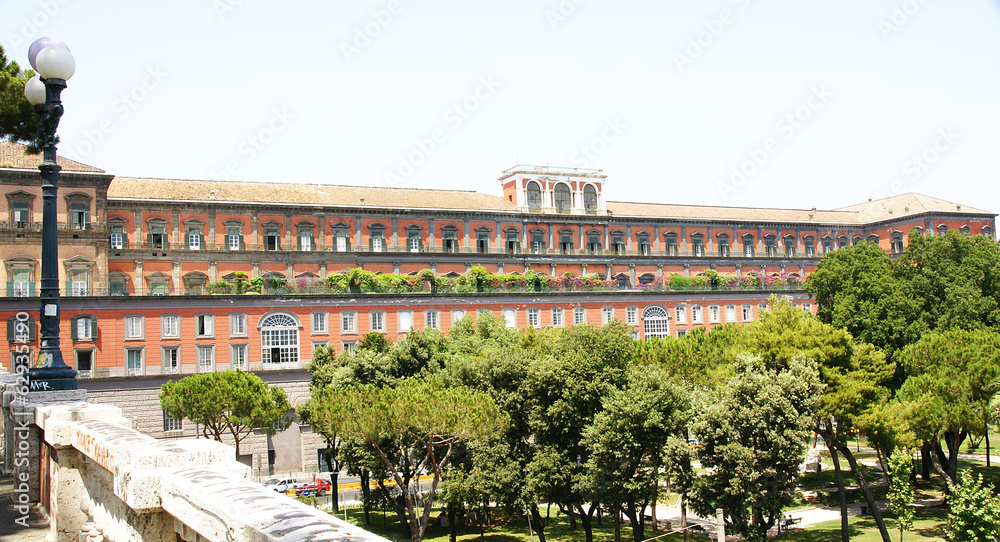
[311,379,506,542]
[948,469,1000,542]
[664,435,694,542]
[688,354,823,542]
[159,371,292,457]
[897,329,1000,487]
[580,366,689,542]
[886,448,914,542]
[0,44,40,148]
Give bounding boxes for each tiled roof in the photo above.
[107,177,518,212]
[0,141,106,173]
[834,193,991,222]
[606,201,862,224]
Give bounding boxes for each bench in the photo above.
[779,517,801,533]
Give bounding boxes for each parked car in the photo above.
[297,479,332,497]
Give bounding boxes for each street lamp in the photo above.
[23,37,77,391]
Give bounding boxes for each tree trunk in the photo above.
[920,444,932,480]
[361,470,371,525]
[988,423,992,468]
[613,509,621,542]
[448,506,457,542]
[836,441,892,542]
[681,494,689,542]
[933,429,966,487]
[530,507,548,542]
[576,502,596,542]
[829,438,850,542]
[650,487,658,531]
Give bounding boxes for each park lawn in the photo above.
[785,506,948,542]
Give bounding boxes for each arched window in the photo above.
[642,306,670,339]
[526,181,542,210]
[554,184,572,213]
[583,185,598,213]
[261,312,299,365]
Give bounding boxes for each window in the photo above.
[70,202,90,230]
[126,348,144,376]
[124,315,145,340]
[802,302,813,313]
[642,306,670,339]
[148,274,170,295]
[68,268,88,296]
[725,305,737,323]
[804,237,816,257]
[11,201,30,227]
[187,227,203,250]
[297,226,315,251]
[677,330,687,338]
[837,236,849,249]
[9,268,33,297]
[230,313,248,337]
[626,306,638,325]
[148,225,167,249]
[261,312,299,365]
[718,235,730,257]
[611,232,625,255]
[502,308,516,329]
[526,181,542,210]
[407,230,423,253]
[784,237,796,257]
[691,306,703,324]
[587,232,601,253]
[758,303,769,315]
[341,311,357,334]
[552,307,564,327]
[230,344,248,370]
[184,273,207,296]
[450,309,467,326]
[264,228,281,250]
[443,229,458,253]
[554,184,572,212]
[426,310,440,330]
[638,234,650,256]
[743,236,755,257]
[573,307,586,325]
[601,306,615,325]
[342,341,358,355]
[560,233,574,254]
[530,231,546,254]
[226,226,244,251]
[333,227,350,252]
[583,184,598,213]
[765,237,777,258]
[891,233,904,254]
[163,410,183,432]
[822,237,833,253]
[506,231,520,254]
[197,345,215,373]
[370,311,386,332]
[163,347,180,374]
[527,308,541,328]
[70,315,97,342]
[692,235,704,257]
[477,231,490,253]
[110,225,126,249]
[709,305,720,323]
[398,310,414,332]
[312,312,329,334]
[161,314,180,339]
[937,224,948,236]
[742,304,753,322]
[370,226,385,252]
[675,305,687,325]
[477,308,492,319]
[665,234,678,256]
[195,314,214,338]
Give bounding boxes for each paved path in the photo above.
[0,474,50,542]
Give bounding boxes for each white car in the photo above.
[263,478,299,492]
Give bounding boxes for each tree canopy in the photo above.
[0,44,39,148]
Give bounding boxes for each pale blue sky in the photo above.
[2,0,999,215]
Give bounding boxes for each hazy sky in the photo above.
[2,0,998,215]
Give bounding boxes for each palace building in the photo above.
[0,140,995,473]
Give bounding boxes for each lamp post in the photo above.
[23,37,77,391]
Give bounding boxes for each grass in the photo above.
[785,507,948,542]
